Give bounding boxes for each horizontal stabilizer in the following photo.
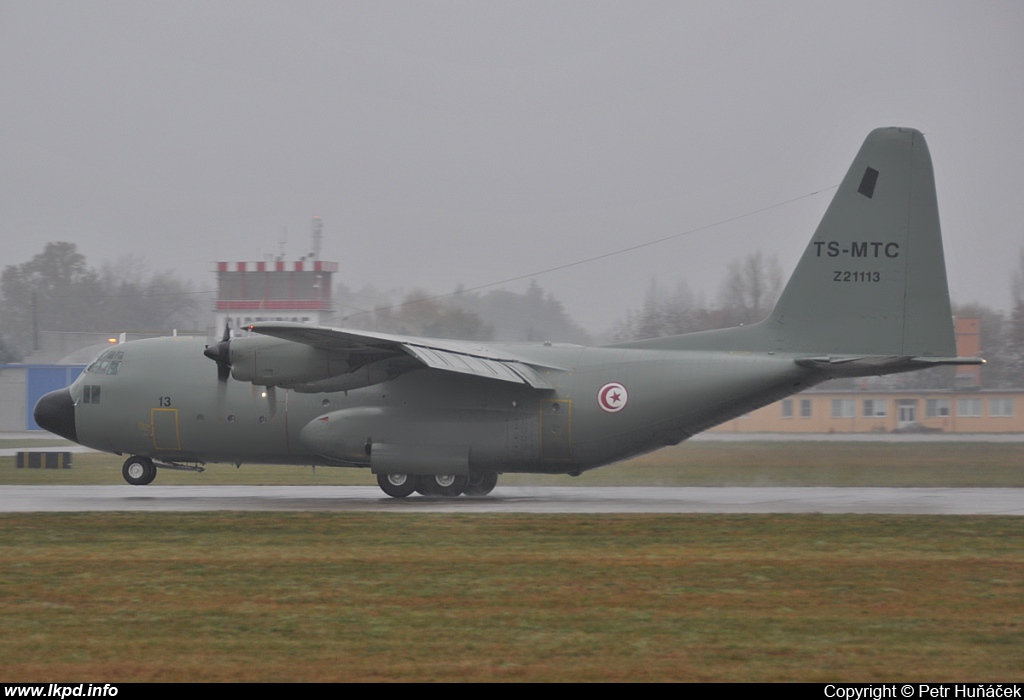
[795,354,984,378]
[907,356,985,366]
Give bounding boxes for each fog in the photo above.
[2,1,1022,332]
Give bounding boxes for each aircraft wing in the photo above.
[247,322,557,389]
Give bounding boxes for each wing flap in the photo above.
[403,345,545,386]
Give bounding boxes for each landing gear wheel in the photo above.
[414,475,439,496]
[377,473,416,498]
[433,474,468,498]
[122,456,156,486]
[464,472,498,497]
[416,474,467,497]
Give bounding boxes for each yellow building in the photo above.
[709,317,1022,435]
[710,390,1023,434]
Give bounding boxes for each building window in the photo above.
[926,399,951,418]
[781,399,793,418]
[957,398,982,417]
[863,399,887,417]
[800,399,812,418]
[989,399,1014,417]
[831,399,855,418]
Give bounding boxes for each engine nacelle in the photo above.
[227,335,355,386]
[298,406,524,473]
[288,360,394,393]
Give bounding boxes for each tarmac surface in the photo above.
[2,485,1022,514]
[4,431,1024,454]
[4,433,1021,514]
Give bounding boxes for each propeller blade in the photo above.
[266,385,277,419]
[204,320,233,383]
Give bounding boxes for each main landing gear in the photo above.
[464,471,498,497]
[375,472,498,499]
[376,473,417,498]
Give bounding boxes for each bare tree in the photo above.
[717,251,783,326]
[1005,248,1024,381]
[608,251,782,342]
[1,242,200,358]
[371,290,493,341]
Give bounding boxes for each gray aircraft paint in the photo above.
[34,128,982,496]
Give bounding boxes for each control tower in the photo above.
[211,257,339,335]
[213,217,337,335]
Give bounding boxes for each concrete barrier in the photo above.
[16,451,73,469]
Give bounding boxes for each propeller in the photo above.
[205,322,277,420]
[204,322,233,382]
[203,322,237,418]
[265,385,277,419]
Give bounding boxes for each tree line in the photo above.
[0,242,202,361]
[608,249,1024,390]
[330,278,593,345]
[609,251,784,341]
[2,242,1022,392]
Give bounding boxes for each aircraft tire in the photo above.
[416,474,466,497]
[377,473,416,498]
[464,472,498,497]
[122,456,156,486]
[413,475,438,496]
[434,474,468,498]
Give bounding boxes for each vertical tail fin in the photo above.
[615,127,962,360]
[764,127,956,356]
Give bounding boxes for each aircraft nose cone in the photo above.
[33,388,78,443]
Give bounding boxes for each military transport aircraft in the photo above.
[35,127,982,497]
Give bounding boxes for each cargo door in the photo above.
[151,408,181,451]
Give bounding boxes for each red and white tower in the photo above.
[213,217,337,336]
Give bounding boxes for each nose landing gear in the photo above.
[122,456,157,486]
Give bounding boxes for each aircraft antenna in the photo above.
[277,227,287,262]
[311,216,323,261]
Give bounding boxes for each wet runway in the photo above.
[2,485,1021,514]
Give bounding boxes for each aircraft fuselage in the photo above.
[57,336,818,474]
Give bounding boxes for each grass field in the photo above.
[3,440,1024,487]
[1,512,1021,682]
[3,441,1022,681]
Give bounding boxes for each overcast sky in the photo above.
[2,1,1022,332]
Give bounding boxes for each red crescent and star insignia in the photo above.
[597,382,628,413]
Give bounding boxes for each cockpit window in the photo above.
[83,385,100,404]
[86,349,124,375]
